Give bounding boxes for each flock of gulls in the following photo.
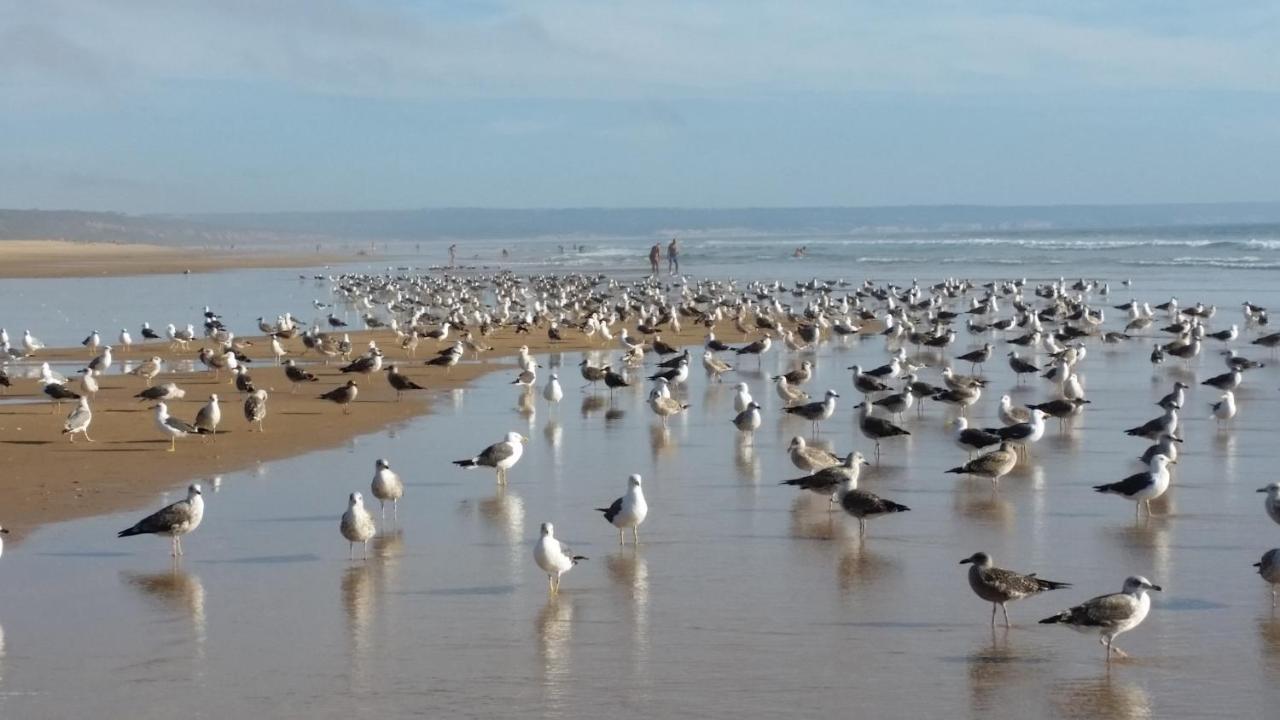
[5,270,1280,663]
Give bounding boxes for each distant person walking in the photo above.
[648,242,661,276]
[667,237,680,275]
[449,243,457,267]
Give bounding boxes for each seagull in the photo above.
[773,360,813,386]
[320,380,359,413]
[453,431,527,484]
[87,345,113,376]
[1039,576,1162,660]
[732,382,754,414]
[136,382,185,402]
[959,552,1070,627]
[984,409,1046,459]
[784,389,839,435]
[243,389,268,432]
[117,484,205,557]
[854,401,910,462]
[233,365,256,394]
[596,474,648,545]
[77,368,98,397]
[702,350,733,382]
[945,442,1018,485]
[61,396,93,442]
[1124,406,1178,440]
[284,359,319,392]
[836,464,910,536]
[1157,382,1188,411]
[1210,391,1237,425]
[385,364,425,401]
[154,401,205,451]
[43,382,81,413]
[732,401,762,434]
[129,356,163,386]
[848,365,891,395]
[1201,368,1242,392]
[1138,433,1182,464]
[140,322,161,340]
[82,329,101,354]
[787,436,841,472]
[953,417,1001,457]
[368,459,404,518]
[734,335,772,365]
[340,491,377,560]
[1093,454,1174,518]
[782,451,867,507]
[534,522,587,594]
[0,524,8,557]
[194,395,222,440]
[1258,482,1280,526]
[543,372,564,404]
[774,375,809,403]
[1255,549,1280,606]
[648,387,690,426]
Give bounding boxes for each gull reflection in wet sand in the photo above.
[580,394,606,418]
[342,531,402,693]
[607,551,652,695]
[542,419,562,456]
[516,387,536,424]
[122,568,208,659]
[1260,615,1280,673]
[649,424,673,459]
[966,628,1021,715]
[537,595,575,711]
[734,432,759,483]
[1050,674,1152,720]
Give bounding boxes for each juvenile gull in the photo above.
[386,364,425,400]
[194,395,222,440]
[117,484,205,557]
[1093,454,1174,518]
[129,356,163,386]
[284,359,319,392]
[1124,406,1178,440]
[534,522,587,594]
[953,417,1001,457]
[320,380,359,413]
[340,492,377,560]
[648,388,689,426]
[854,401,910,462]
[848,365,891,395]
[787,436,840,473]
[945,442,1018,485]
[596,474,648,545]
[1255,549,1280,606]
[243,389,268,432]
[453,431,527,484]
[1039,576,1162,660]
[837,464,910,536]
[773,360,813,386]
[782,451,867,507]
[959,551,1070,627]
[774,375,809,403]
[1138,434,1181,464]
[701,350,733,382]
[60,396,94,443]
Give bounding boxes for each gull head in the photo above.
[788,436,806,450]
[1258,482,1280,497]
[376,458,391,470]
[628,474,642,488]
[188,484,203,497]
[1124,576,1162,593]
[540,522,555,537]
[505,431,528,444]
[824,389,840,399]
[349,491,363,507]
[959,552,992,567]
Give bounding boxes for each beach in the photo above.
[0,239,353,278]
[0,323,749,540]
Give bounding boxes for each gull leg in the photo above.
[84,430,94,442]
[618,528,624,545]
[349,542,354,561]
[548,575,554,593]
[1001,603,1011,628]
[633,526,639,545]
[858,518,867,537]
[169,436,176,452]
[171,536,179,557]
[990,603,997,627]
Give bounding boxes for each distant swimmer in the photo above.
[648,242,661,275]
[793,245,808,258]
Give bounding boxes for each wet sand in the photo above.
[0,239,353,278]
[0,335,1278,718]
[0,324,754,540]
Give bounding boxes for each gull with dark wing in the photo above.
[117,484,205,557]
[596,474,648,545]
[154,401,207,452]
[1093,454,1174,518]
[243,389,268,432]
[783,389,839,435]
[320,380,359,413]
[854,401,910,462]
[945,442,1018,485]
[1255,549,1280,606]
[837,462,910,535]
[1040,576,1162,660]
[283,359,319,392]
[960,551,1070,627]
[62,396,93,442]
[781,451,867,507]
[453,431,527,484]
[136,382,185,403]
[385,364,425,401]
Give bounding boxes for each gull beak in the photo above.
[0,528,9,535]
[1259,487,1270,493]
[1172,436,1184,443]
[958,558,972,565]
[861,460,870,466]
[519,435,529,443]
[1150,584,1163,592]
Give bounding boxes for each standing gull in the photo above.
[117,484,205,557]
[62,397,93,442]
[648,388,690,427]
[837,463,910,536]
[732,401,762,435]
[453,431,528,484]
[596,474,648,545]
[1093,454,1174,518]
[946,442,1018,486]
[960,552,1070,626]
[284,359,319,392]
[854,401,910,462]
[543,373,564,405]
[732,382,754,414]
[370,458,404,522]
[1258,483,1280,526]
[194,395,222,440]
[534,522,587,594]
[243,389,268,432]
[787,436,840,472]
[1039,576,1162,660]
[340,492,377,560]
[320,380,359,413]
[782,451,867,508]
[784,389,839,435]
[385,364,425,401]
[154,401,205,452]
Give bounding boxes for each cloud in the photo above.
[4,1,1278,102]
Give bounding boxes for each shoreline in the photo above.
[0,239,356,278]
[0,323,761,542]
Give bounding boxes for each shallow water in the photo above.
[2,311,1280,717]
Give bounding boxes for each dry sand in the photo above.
[0,239,353,278]
[0,323,762,540]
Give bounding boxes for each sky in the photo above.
[2,0,1279,214]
